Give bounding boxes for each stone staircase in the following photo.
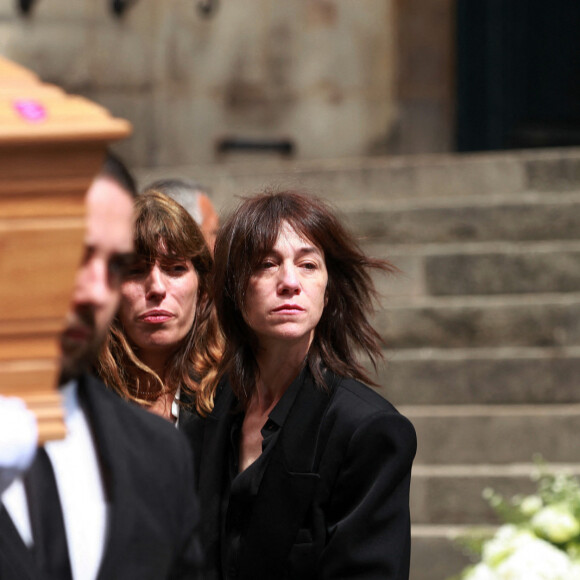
[137,147,580,580]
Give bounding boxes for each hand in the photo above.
[0,395,38,493]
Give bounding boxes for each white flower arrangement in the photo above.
[452,462,580,580]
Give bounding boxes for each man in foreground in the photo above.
[0,154,202,579]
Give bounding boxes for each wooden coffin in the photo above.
[0,56,131,442]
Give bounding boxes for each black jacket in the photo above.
[0,373,202,580]
[183,369,416,580]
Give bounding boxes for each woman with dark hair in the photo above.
[187,190,416,579]
[98,190,221,422]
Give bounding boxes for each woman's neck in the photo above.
[138,349,171,383]
[252,339,309,413]
[145,390,177,422]
[239,337,311,473]
[132,349,174,403]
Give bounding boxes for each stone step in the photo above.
[424,248,580,297]
[373,346,580,406]
[401,404,580,464]
[411,525,484,580]
[344,194,580,245]
[410,463,580,525]
[368,240,580,298]
[136,147,580,209]
[362,240,580,302]
[374,293,580,349]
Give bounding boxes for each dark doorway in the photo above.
[457,0,580,152]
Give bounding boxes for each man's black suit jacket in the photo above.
[0,373,202,580]
[183,369,417,580]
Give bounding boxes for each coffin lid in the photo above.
[0,56,131,144]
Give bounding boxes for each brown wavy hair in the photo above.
[98,190,222,415]
[213,189,396,406]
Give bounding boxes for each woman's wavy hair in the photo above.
[98,190,222,415]
[213,189,396,406]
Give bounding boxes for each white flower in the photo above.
[519,495,543,517]
[482,525,522,567]
[458,467,580,580]
[495,535,573,579]
[570,561,580,577]
[464,563,498,580]
[532,505,580,544]
[476,527,577,579]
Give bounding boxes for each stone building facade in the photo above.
[0,0,455,168]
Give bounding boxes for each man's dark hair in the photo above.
[100,151,138,198]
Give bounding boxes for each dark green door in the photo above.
[457,0,580,151]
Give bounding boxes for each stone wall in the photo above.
[393,0,455,155]
[0,0,454,168]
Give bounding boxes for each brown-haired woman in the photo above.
[98,190,221,422]
[185,190,416,579]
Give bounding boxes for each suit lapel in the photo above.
[239,370,336,577]
[77,374,134,580]
[0,504,37,579]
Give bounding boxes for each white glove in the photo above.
[0,396,38,494]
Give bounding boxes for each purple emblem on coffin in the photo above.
[13,99,47,122]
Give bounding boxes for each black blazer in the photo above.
[183,369,417,580]
[0,373,202,580]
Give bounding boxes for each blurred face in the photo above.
[198,193,219,254]
[60,176,134,383]
[244,221,328,350]
[117,253,198,364]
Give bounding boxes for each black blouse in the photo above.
[219,371,304,580]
